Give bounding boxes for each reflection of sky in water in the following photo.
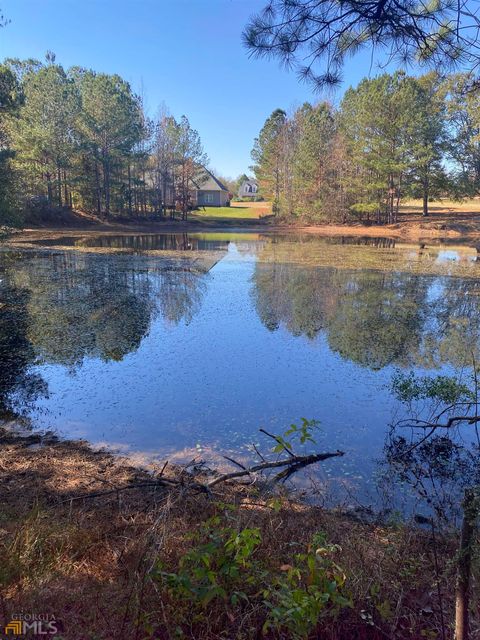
[3,235,480,509]
[436,249,478,263]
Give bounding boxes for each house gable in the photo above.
[191,168,229,193]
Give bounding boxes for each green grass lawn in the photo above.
[190,206,262,220]
[189,206,272,226]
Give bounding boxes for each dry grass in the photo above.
[0,426,478,639]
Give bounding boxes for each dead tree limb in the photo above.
[398,416,480,430]
[207,450,345,488]
[60,422,345,502]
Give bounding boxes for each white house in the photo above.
[238,179,258,198]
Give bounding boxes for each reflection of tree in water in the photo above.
[157,268,207,326]
[327,271,427,370]
[420,278,480,368]
[384,431,480,521]
[253,263,338,337]
[253,255,480,370]
[0,277,46,419]
[11,253,154,366]
[381,372,480,522]
[9,252,210,366]
[253,261,429,369]
[0,251,209,417]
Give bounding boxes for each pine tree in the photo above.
[251,109,287,214]
[291,102,335,219]
[0,63,20,224]
[11,59,80,208]
[402,73,448,217]
[76,70,144,216]
[340,73,413,223]
[444,73,480,197]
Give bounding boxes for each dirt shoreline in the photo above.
[0,423,471,639]
[5,211,480,244]
[5,221,480,245]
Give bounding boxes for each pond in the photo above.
[2,232,480,516]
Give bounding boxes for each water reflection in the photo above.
[0,250,212,417]
[30,233,231,252]
[383,427,480,521]
[0,273,46,420]
[2,233,480,512]
[252,241,480,370]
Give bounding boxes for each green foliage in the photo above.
[156,515,264,610]
[391,371,473,404]
[0,63,21,224]
[251,108,286,210]
[272,417,320,453]
[155,517,351,639]
[251,70,473,224]
[2,55,479,224]
[244,1,477,91]
[75,69,144,215]
[0,55,212,221]
[264,532,351,639]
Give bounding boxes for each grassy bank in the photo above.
[9,198,480,242]
[190,202,272,225]
[0,425,476,639]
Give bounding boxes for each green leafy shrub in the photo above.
[156,515,264,610]
[263,532,351,639]
[154,516,351,639]
[271,417,321,454]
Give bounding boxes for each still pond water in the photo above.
[2,232,480,513]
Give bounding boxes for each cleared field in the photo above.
[400,197,480,217]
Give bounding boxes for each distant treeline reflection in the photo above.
[253,256,480,370]
[0,251,207,417]
[1,239,480,418]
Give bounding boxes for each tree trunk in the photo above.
[422,193,428,217]
[57,165,63,207]
[455,488,478,640]
[162,175,167,217]
[94,162,101,215]
[63,170,69,208]
[422,177,429,217]
[46,172,53,203]
[104,160,110,217]
[127,164,132,216]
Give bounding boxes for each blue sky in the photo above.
[1,0,385,177]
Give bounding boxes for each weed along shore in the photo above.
[0,423,464,640]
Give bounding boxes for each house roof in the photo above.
[191,167,229,192]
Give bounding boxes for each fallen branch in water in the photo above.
[60,420,344,503]
[208,450,345,487]
[62,450,345,503]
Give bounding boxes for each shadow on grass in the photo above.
[0,426,469,640]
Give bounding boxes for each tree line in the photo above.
[252,71,480,223]
[0,54,209,224]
